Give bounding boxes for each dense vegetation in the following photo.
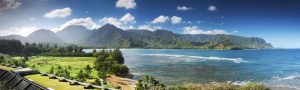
[0,39,129,89]
[94,48,129,78]
[0,24,272,50]
[168,82,270,90]
[136,75,166,90]
[82,24,272,49]
[0,39,91,57]
[136,75,270,90]
[0,39,23,55]
[0,53,27,67]
[24,48,128,88]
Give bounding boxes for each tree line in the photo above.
[0,39,92,57]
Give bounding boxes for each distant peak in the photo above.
[63,25,88,30]
[102,23,115,27]
[28,29,55,35]
[98,23,119,30]
[35,29,52,32]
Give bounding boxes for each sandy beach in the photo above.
[107,75,136,90]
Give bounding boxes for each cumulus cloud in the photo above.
[0,27,38,36]
[116,0,136,9]
[53,17,99,32]
[44,7,72,18]
[151,15,169,23]
[208,5,217,11]
[177,6,192,11]
[182,26,227,35]
[99,13,136,28]
[0,0,21,14]
[138,25,162,31]
[171,16,182,24]
[120,13,136,24]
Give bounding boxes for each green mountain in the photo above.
[56,25,92,44]
[0,24,272,49]
[26,29,65,44]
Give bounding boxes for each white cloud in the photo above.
[208,5,217,11]
[99,17,123,28]
[138,25,161,31]
[44,7,72,18]
[0,27,38,36]
[99,13,136,29]
[151,15,169,23]
[53,17,99,32]
[29,17,35,21]
[177,6,192,11]
[171,16,182,24]
[120,13,136,24]
[128,25,135,29]
[182,26,227,35]
[116,0,136,9]
[0,0,21,13]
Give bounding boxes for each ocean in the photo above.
[85,49,300,89]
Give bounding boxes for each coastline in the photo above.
[107,75,136,90]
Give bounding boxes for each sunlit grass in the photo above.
[0,65,16,71]
[25,56,116,89]
[26,56,98,79]
[24,74,90,90]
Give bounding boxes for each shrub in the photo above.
[49,66,55,74]
[167,82,270,90]
[239,82,270,90]
[76,70,87,82]
[113,64,129,76]
[92,78,102,86]
[136,75,166,90]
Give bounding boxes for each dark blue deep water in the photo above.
[86,49,300,89]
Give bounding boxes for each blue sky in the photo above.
[0,0,300,48]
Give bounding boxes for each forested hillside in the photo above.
[0,24,272,49]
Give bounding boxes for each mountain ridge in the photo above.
[0,24,273,49]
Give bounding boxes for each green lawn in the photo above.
[0,65,16,71]
[26,56,98,79]
[24,74,90,90]
[24,56,115,89]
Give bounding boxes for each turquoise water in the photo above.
[85,49,300,89]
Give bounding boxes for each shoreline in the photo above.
[107,75,136,90]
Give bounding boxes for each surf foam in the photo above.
[141,54,246,63]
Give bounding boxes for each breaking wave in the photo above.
[141,54,246,63]
[272,74,300,81]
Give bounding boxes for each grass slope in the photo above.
[0,65,16,71]
[25,56,115,89]
[26,56,98,79]
[24,74,89,90]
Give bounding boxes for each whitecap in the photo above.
[141,54,246,63]
[273,74,300,81]
[229,81,249,86]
